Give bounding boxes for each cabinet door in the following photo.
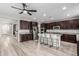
[46,23,51,29]
[28,34,32,40]
[77,41,79,56]
[20,20,31,29]
[61,34,76,43]
[76,20,79,29]
[20,34,25,42]
[20,34,33,42]
[60,21,65,29]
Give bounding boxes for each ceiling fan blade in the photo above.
[11,6,23,10]
[26,10,37,12]
[22,3,25,9]
[22,3,27,9]
[19,12,23,14]
[27,12,32,15]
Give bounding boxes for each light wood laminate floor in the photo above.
[0,35,77,56]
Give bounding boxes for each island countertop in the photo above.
[46,30,79,35]
[46,29,79,41]
[43,32,61,34]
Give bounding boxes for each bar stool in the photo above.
[55,35,61,48]
[46,33,53,47]
[44,33,50,45]
[40,33,46,44]
[51,34,57,47]
[49,34,53,47]
[38,33,44,44]
[51,34,61,48]
[38,33,41,42]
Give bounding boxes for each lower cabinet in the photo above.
[77,41,79,56]
[61,34,77,43]
[20,34,33,42]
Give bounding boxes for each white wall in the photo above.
[0,17,18,35]
[0,23,11,34]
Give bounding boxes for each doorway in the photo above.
[13,24,18,37]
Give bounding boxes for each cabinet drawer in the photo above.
[20,34,33,42]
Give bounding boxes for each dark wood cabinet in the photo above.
[20,20,31,29]
[20,20,38,42]
[32,22,38,26]
[41,23,47,32]
[77,41,79,56]
[41,23,46,28]
[20,20,32,42]
[46,24,50,29]
[20,34,33,42]
[42,19,79,29]
[61,34,77,43]
[76,20,79,29]
[59,21,67,29]
[59,20,77,29]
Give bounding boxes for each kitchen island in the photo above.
[39,30,79,47]
[46,30,79,55]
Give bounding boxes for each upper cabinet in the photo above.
[20,20,31,29]
[42,19,79,29]
[41,23,46,28]
[32,22,38,27]
[59,19,78,29]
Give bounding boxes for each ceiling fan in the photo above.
[11,3,37,15]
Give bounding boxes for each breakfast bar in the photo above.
[38,30,79,55]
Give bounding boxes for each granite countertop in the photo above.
[19,30,31,34]
[45,32,61,34]
[20,33,32,35]
[46,30,79,35]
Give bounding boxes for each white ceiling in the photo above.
[0,3,79,23]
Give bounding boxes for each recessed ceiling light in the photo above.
[62,6,67,10]
[43,13,46,16]
[33,18,36,20]
[67,14,70,17]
